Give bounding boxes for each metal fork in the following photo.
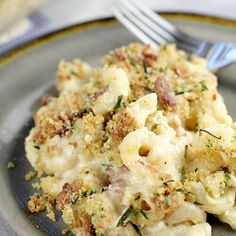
[112,0,236,70]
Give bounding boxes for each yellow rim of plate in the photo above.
[0,12,236,66]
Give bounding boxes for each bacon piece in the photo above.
[112,112,135,139]
[144,53,157,65]
[73,211,95,236]
[79,214,95,236]
[106,166,130,196]
[33,112,81,144]
[141,200,151,211]
[107,166,129,186]
[155,77,177,110]
[56,180,82,210]
[41,93,52,106]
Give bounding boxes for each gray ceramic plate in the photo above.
[0,14,236,236]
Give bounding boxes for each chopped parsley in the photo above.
[162,44,168,50]
[194,201,203,206]
[180,168,186,183]
[70,193,79,205]
[163,198,169,206]
[140,209,148,219]
[114,95,123,110]
[143,60,148,73]
[117,206,134,226]
[224,173,231,180]
[176,188,185,193]
[84,190,96,197]
[163,179,174,186]
[159,67,168,72]
[200,81,208,92]
[117,205,148,227]
[199,129,221,140]
[7,161,15,169]
[195,123,199,132]
[175,91,185,95]
[100,162,113,168]
[130,222,143,236]
[184,145,188,159]
[100,187,108,193]
[70,70,78,77]
[34,145,40,150]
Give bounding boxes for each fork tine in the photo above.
[114,1,166,45]
[127,0,202,47]
[118,0,175,43]
[115,0,198,53]
[112,6,159,47]
[113,2,197,53]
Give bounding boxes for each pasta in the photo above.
[126,93,157,128]
[25,43,236,235]
[92,66,131,115]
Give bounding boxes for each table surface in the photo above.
[1,0,236,234]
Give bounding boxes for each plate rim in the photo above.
[1,12,236,235]
[1,12,236,65]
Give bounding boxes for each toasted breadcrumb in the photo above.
[25,171,37,181]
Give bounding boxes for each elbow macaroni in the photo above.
[126,93,157,128]
[188,181,235,215]
[92,66,131,115]
[166,202,207,225]
[218,206,236,229]
[119,127,180,180]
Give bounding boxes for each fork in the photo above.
[112,0,236,70]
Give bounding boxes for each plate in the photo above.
[0,14,236,236]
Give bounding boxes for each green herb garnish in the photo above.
[184,145,188,159]
[163,198,169,205]
[140,209,148,219]
[159,67,168,72]
[85,190,96,197]
[7,161,15,169]
[114,95,123,110]
[200,81,208,92]
[224,173,231,180]
[143,60,148,73]
[175,89,192,95]
[163,179,174,186]
[130,222,142,236]
[117,206,134,226]
[101,187,108,193]
[175,91,185,95]
[70,70,78,77]
[34,145,40,150]
[195,123,199,131]
[70,193,79,205]
[176,188,185,193]
[194,201,203,206]
[199,129,221,140]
